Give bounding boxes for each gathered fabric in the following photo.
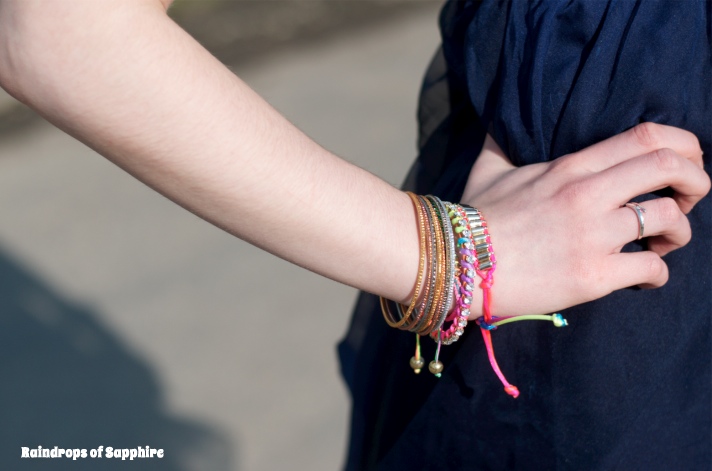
[338,1,711,469]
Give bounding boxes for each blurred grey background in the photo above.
[0,1,442,470]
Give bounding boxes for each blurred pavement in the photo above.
[0,3,442,471]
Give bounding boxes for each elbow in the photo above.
[159,0,176,11]
[0,4,32,101]
[0,2,75,102]
[0,0,173,103]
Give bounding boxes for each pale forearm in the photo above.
[0,0,419,303]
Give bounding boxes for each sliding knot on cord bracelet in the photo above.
[457,204,520,398]
[475,317,497,331]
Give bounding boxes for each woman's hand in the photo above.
[461,123,710,317]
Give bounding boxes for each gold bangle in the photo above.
[380,191,427,329]
[406,195,437,331]
[417,195,447,335]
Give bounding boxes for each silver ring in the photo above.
[624,202,646,240]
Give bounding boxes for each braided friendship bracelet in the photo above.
[379,192,568,396]
[458,203,524,397]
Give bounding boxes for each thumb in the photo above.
[462,134,515,201]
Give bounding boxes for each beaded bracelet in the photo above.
[430,203,473,345]
[426,195,457,332]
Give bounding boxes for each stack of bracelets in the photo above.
[380,191,568,398]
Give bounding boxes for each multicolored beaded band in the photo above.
[430,203,473,345]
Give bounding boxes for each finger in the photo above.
[606,251,669,290]
[610,198,691,256]
[569,123,703,172]
[596,148,711,213]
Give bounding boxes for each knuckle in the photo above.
[678,215,693,246]
[632,122,663,149]
[570,258,604,295]
[691,134,703,155]
[548,154,578,173]
[702,173,712,195]
[655,197,682,226]
[644,254,668,284]
[680,223,693,246]
[555,179,598,205]
[650,148,681,173]
[676,129,703,162]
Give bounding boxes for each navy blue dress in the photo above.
[339,1,711,470]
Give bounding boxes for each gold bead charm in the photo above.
[428,360,444,376]
[410,356,425,374]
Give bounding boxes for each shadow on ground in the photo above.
[0,248,232,471]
